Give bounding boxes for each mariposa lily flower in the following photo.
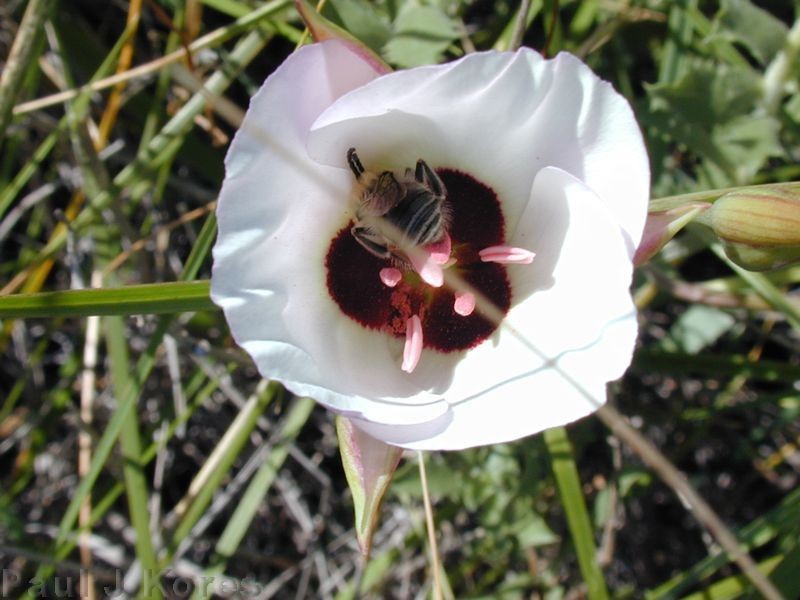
[211,40,649,451]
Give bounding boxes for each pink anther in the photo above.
[379,267,403,287]
[425,232,452,265]
[407,249,444,288]
[478,245,536,264]
[453,291,476,316]
[401,315,423,373]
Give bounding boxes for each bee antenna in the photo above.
[347,147,365,179]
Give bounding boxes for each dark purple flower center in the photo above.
[325,169,512,353]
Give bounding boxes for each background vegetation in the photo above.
[0,0,798,598]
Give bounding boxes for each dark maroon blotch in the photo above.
[326,228,393,328]
[439,169,505,251]
[423,264,510,352]
[325,169,512,353]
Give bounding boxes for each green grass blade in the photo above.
[24,25,270,273]
[647,486,800,597]
[768,531,800,598]
[195,396,315,599]
[105,315,162,599]
[2,211,217,319]
[678,556,783,600]
[0,0,55,152]
[166,381,278,555]
[0,280,213,318]
[37,369,220,577]
[180,213,217,282]
[0,20,133,220]
[36,225,219,587]
[543,426,609,600]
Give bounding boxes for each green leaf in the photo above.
[647,61,782,184]
[389,455,463,501]
[0,280,214,318]
[593,487,613,531]
[569,0,599,37]
[514,510,559,547]
[201,0,250,18]
[383,3,459,68]
[668,305,736,354]
[710,115,782,182]
[619,469,652,498]
[648,60,760,125]
[709,0,788,65]
[325,0,392,53]
[295,0,391,72]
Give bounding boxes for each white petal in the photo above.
[355,167,638,450]
[214,43,648,449]
[306,49,649,255]
[211,41,451,426]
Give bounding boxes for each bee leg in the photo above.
[351,225,393,260]
[347,148,365,180]
[415,159,446,199]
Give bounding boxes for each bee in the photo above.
[347,147,449,264]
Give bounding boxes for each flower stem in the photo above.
[418,451,444,600]
[509,0,532,51]
[649,181,800,213]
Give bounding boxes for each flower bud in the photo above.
[706,186,800,271]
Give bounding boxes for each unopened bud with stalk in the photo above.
[697,184,800,271]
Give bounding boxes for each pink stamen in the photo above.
[453,291,476,316]
[401,315,423,373]
[425,232,452,265]
[479,245,536,264]
[379,267,402,287]
[407,249,444,287]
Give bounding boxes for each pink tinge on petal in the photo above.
[407,248,444,287]
[294,1,391,75]
[479,245,536,264]
[633,203,710,267]
[453,291,476,316]
[401,315,423,373]
[379,267,403,287]
[425,233,452,265]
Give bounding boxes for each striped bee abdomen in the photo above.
[384,186,445,247]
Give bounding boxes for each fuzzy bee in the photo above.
[347,147,449,264]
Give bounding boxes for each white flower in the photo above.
[211,40,649,450]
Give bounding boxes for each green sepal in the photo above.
[635,203,711,266]
[336,416,403,556]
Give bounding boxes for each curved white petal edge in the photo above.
[211,40,650,451]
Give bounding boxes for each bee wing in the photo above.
[364,171,405,215]
[415,159,446,200]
